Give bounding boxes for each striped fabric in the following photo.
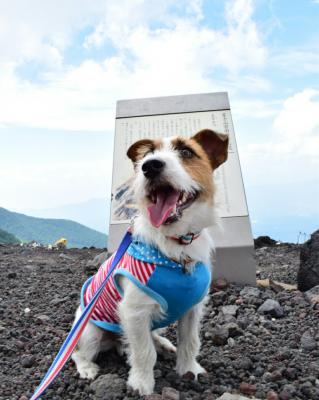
[84,252,156,324]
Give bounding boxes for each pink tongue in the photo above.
[147,189,180,228]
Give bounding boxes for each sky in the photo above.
[0,0,318,241]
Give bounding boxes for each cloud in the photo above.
[0,0,107,66]
[239,88,319,189]
[0,0,268,131]
[273,89,319,156]
[242,89,319,157]
[0,158,112,210]
[272,49,319,75]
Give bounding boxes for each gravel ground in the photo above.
[0,243,318,400]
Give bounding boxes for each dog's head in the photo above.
[127,129,229,234]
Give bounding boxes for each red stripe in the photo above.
[139,260,148,282]
[134,258,145,283]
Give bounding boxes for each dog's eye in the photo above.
[180,148,193,158]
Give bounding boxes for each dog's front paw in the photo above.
[77,360,99,380]
[176,361,206,379]
[128,371,154,396]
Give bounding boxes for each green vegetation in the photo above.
[0,207,107,248]
[0,227,20,244]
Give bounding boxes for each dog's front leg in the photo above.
[176,301,206,378]
[118,278,159,396]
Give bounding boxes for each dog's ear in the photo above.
[192,129,229,169]
[127,139,155,163]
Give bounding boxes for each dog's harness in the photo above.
[81,237,211,333]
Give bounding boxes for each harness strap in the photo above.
[29,230,132,400]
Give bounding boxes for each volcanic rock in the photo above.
[257,299,284,318]
[162,386,180,400]
[90,373,126,399]
[1,242,319,400]
[304,284,319,304]
[254,236,277,249]
[298,229,319,291]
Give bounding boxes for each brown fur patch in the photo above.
[192,129,229,169]
[127,139,163,163]
[171,136,215,201]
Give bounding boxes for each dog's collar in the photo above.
[167,232,201,245]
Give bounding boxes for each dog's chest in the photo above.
[127,240,211,328]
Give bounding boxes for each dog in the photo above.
[71,129,229,395]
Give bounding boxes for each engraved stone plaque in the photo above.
[108,92,256,285]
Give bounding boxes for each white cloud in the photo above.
[273,89,319,156]
[0,0,267,131]
[242,89,319,157]
[239,88,319,190]
[0,158,112,210]
[0,0,107,66]
[272,49,319,75]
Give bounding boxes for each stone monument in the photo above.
[108,92,256,285]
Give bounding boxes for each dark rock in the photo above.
[21,355,35,368]
[8,272,17,278]
[162,386,180,400]
[300,330,317,351]
[278,384,296,400]
[224,322,243,337]
[221,305,238,316]
[239,382,257,396]
[165,370,179,383]
[257,299,284,318]
[304,284,319,304]
[88,251,109,268]
[270,370,282,381]
[0,344,15,355]
[211,326,229,345]
[182,371,195,381]
[255,236,277,249]
[35,314,50,323]
[90,373,126,399]
[59,253,73,260]
[266,390,279,400]
[240,286,261,298]
[50,296,68,305]
[298,229,319,291]
[235,357,253,371]
[211,291,227,306]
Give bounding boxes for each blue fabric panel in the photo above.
[146,261,211,329]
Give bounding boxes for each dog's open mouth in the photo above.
[147,185,198,228]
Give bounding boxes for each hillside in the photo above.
[0,227,20,244]
[0,207,107,248]
[22,198,110,234]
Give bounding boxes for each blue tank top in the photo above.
[81,237,211,332]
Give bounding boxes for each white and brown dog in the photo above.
[72,129,229,395]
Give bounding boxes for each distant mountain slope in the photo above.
[0,207,107,248]
[21,198,110,234]
[0,228,20,244]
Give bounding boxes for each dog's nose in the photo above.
[142,159,165,179]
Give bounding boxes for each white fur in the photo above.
[72,136,217,395]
